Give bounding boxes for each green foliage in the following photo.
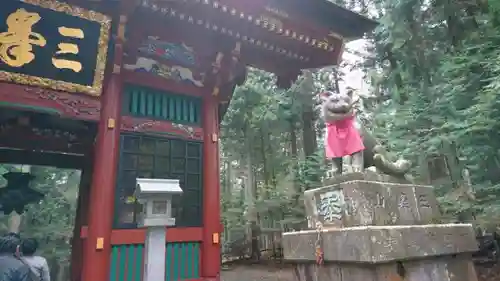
[366,0,500,225]
[220,0,500,235]
[0,164,79,278]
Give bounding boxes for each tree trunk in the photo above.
[300,70,317,158]
[332,68,341,93]
[243,128,259,259]
[290,125,298,158]
[8,165,30,233]
[225,158,232,194]
[56,261,69,281]
[8,213,22,233]
[260,127,271,189]
[301,111,317,158]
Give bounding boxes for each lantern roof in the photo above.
[135,178,183,198]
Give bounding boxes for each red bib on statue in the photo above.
[324,116,364,158]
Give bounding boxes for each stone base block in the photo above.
[304,172,440,228]
[292,254,478,281]
[283,224,477,263]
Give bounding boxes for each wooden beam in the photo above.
[122,70,205,97]
[0,149,84,169]
[80,227,203,244]
[0,82,101,122]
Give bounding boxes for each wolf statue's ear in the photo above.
[345,87,355,98]
[319,91,332,101]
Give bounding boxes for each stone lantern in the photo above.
[135,178,183,281]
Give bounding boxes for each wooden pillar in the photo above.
[81,15,126,281]
[201,95,221,279]
[70,157,92,281]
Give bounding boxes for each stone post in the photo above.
[135,178,183,281]
[283,172,479,281]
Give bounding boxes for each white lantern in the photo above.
[135,178,183,227]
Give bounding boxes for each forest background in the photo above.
[0,0,498,279]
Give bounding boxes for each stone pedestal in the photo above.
[143,226,167,281]
[283,172,479,281]
[304,172,440,228]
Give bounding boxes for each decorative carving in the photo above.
[315,33,343,52]
[0,83,100,120]
[0,0,110,96]
[211,52,225,96]
[120,116,203,141]
[317,39,329,50]
[264,6,289,18]
[171,123,198,139]
[328,32,342,40]
[212,52,224,74]
[0,122,93,154]
[137,36,197,67]
[25,87,101,117]
[258,15,284,31]
[229,42,243,81]
[1,124,74,141]
[123,56,204,87]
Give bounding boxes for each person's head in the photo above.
[0,234,21,255]
[5,232,21,239]
[21,238,38,256]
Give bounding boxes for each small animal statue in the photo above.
[123,57,204,87]
[321,89,364,177]
[171,65,204,87]
[123,57,158,72]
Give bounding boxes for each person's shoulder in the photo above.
[16,263,32,273]
[36,256,49,266]
[34,256,48,263]
[0,255,24,268]
[0,257,31,281]
[15,263,33,281]
[24,256,48,268]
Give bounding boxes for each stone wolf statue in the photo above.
[320,89,412,178]
[320,90,364,176]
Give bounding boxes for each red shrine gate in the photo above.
[0,0,375,281]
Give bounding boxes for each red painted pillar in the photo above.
[201,95,221,280]
[70,157,92,281]
[81,16,125,281]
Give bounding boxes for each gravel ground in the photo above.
[221,264,294,281]
[476,263,500,281]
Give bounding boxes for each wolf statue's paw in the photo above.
[325,169,336,179]
[352,166,364,173]
[394,159,412,172]
[373,153,412,177]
